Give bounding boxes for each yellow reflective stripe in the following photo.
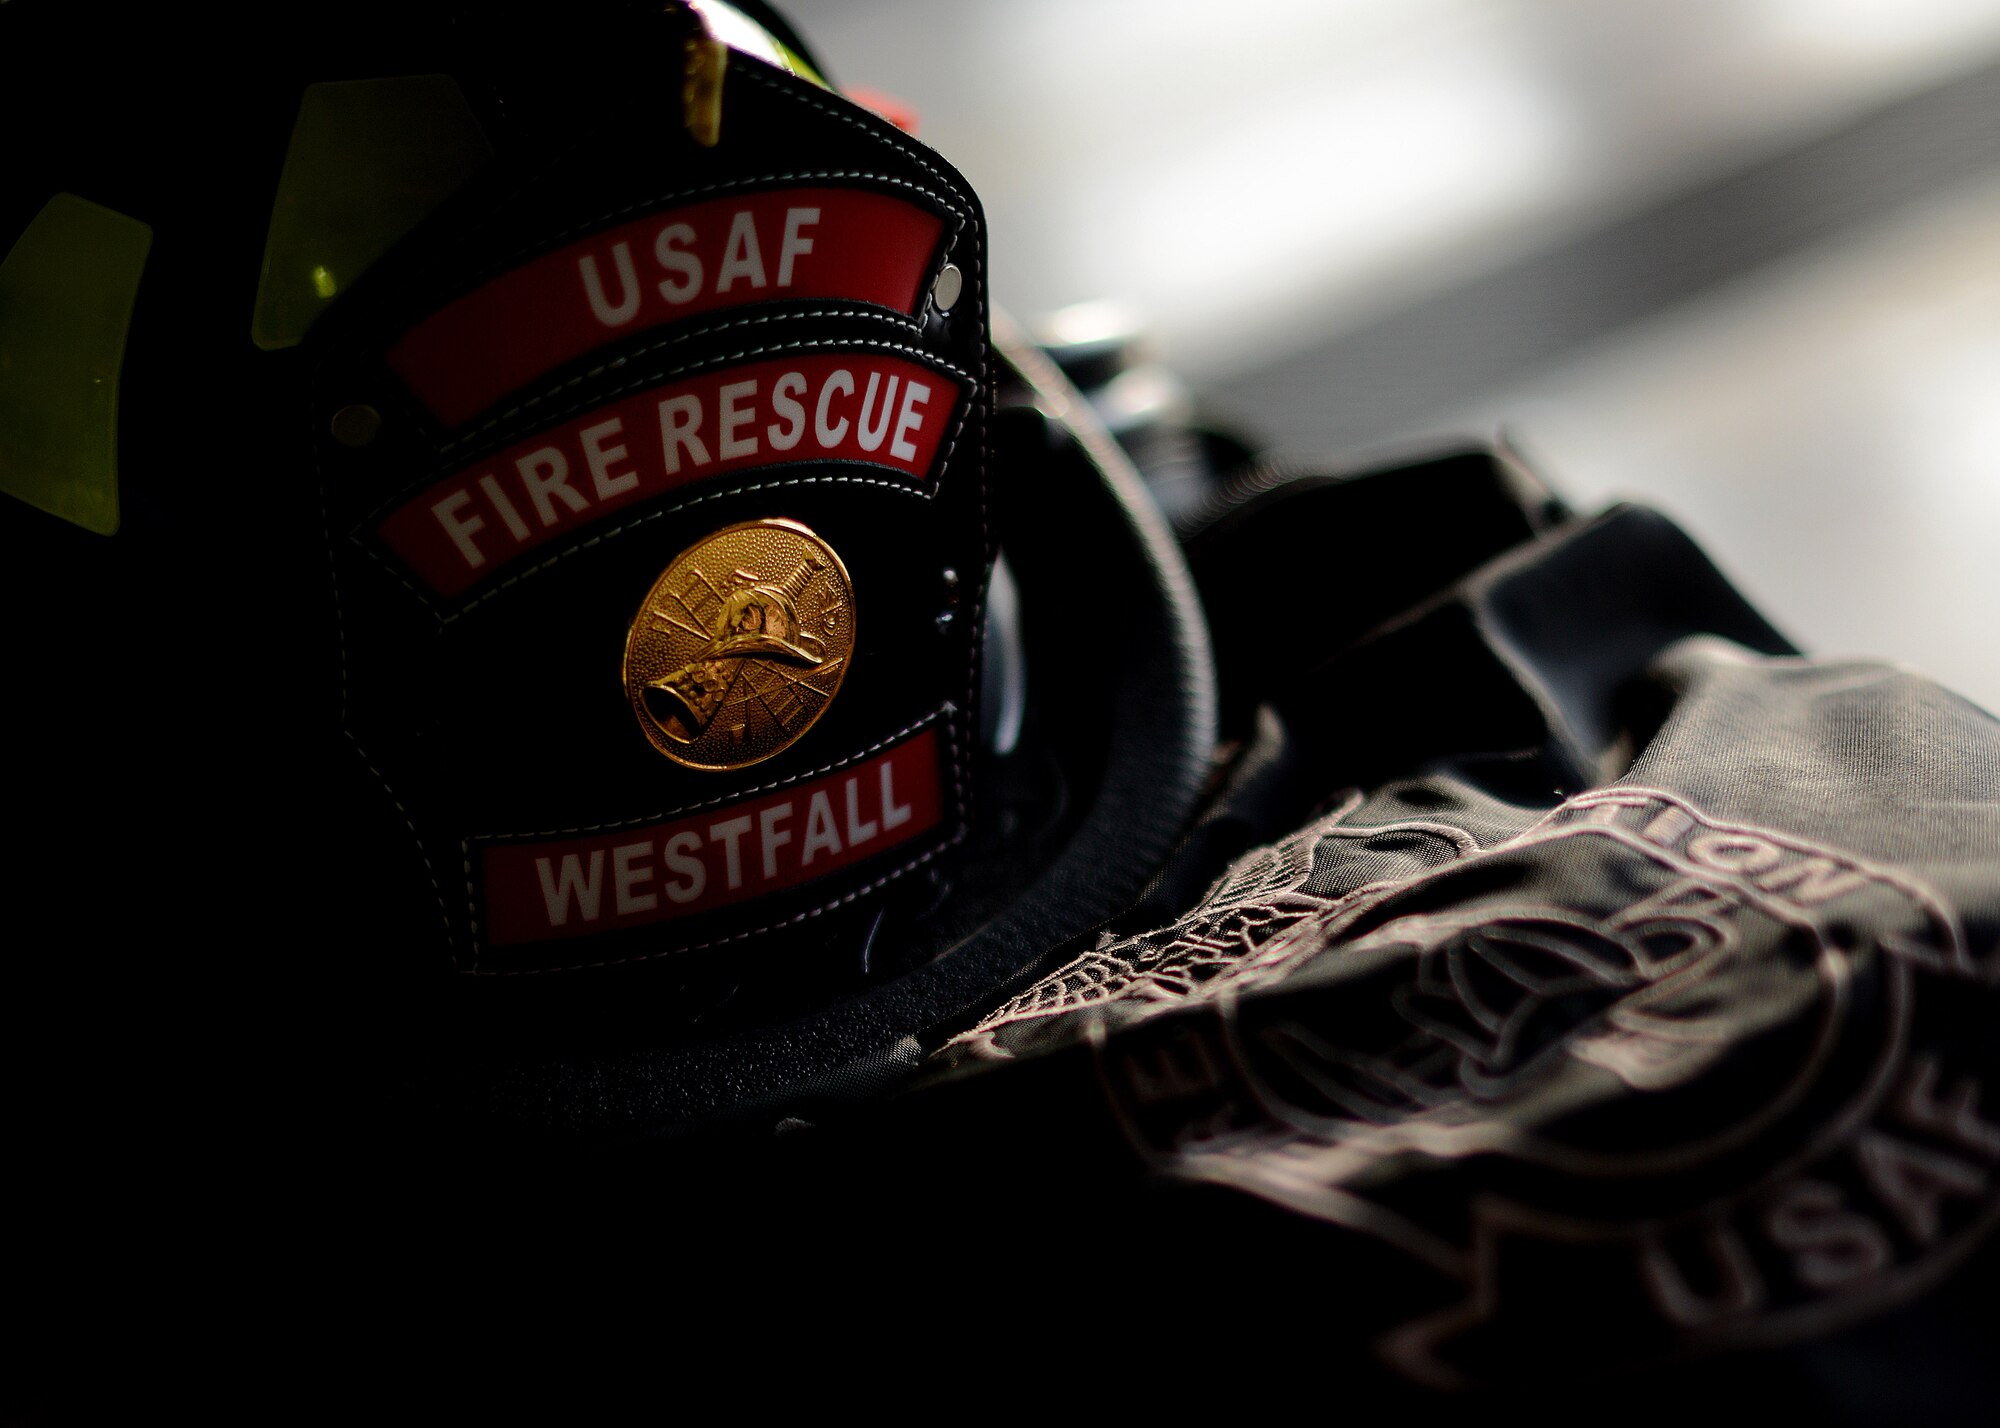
[774,39,831,90]
[692,1,831,88]
[251,75,495,351]
[0,193,151,537]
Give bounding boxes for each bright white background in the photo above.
[787,0,2000,712]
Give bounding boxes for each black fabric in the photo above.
[253,452,1997,1418]
[638,461,1993,1410]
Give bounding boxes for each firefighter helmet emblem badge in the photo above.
[623,519,855,770]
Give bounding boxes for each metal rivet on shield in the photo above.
[931,263,963,313]
[330,404,382,448]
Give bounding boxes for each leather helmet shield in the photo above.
[306,14,988,977]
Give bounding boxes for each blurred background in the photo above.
[784,0,2000,713]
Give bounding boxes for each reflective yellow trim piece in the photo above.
[251,75,495,351]
[0,193,152,537]
[692,1,831,88]
[774,39,831,90]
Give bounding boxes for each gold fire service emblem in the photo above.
[623,518,855,770]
